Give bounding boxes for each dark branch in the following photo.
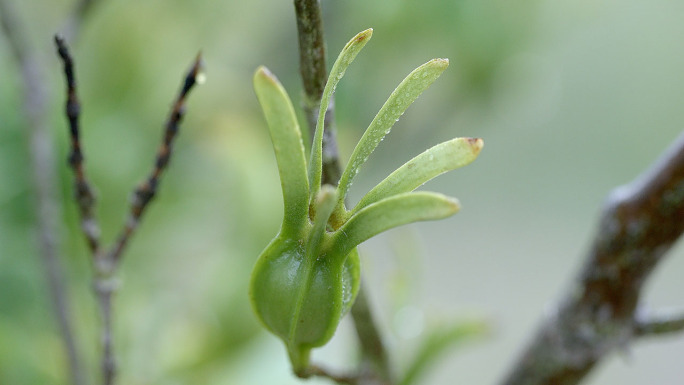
[55,35,101,254]
[109,54,203,265]
[56,35,201,385]
[500,131,684,385]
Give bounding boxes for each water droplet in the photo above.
[196,72,207,85]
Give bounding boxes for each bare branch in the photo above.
[634,307,684,337]
[55,35,202,385]
[0,3,85,385]
[109,54,203,265]
[55,35,101,254]
[500,131,684,385]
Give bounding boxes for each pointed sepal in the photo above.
[336,58,450,206]
[254,67,310,233]
[353,137,483,214]
[332,191,460,258]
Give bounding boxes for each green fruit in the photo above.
[250,236,359,371]
[250,29,483,374]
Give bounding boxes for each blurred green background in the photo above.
[2,0,684,384]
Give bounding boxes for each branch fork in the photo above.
[55,35,203,385]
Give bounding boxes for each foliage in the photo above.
[250,29,482,374]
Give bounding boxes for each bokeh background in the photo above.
[2,0,684,384]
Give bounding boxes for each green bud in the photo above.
[250,29,483,374]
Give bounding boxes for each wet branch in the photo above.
[500,131,684,385]
[293,1,392,384]
[55,37,202,385]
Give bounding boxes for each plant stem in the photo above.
[351,282,393,385]
[293,1,393,384]
[0,4,86,385]
[500,131,684,385]
[294,0,342,186]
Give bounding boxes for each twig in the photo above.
[300,364,360,384]
[108,53,203,265]
[55,35,101,254]
[500,131,684,385]
[0,4,86,385]
[294,0,342,186]
[634,307,684,337]
[351,282,393,385]
[55,37,202,385]
[293,2,393,384]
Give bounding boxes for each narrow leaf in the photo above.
[254,66,309,232]
[332,192,459,258]
[353,137,483,214]
[309,28,373,199]
[336,58,450,206]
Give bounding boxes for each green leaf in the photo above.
[254,66,309,233]
[353,137,483,214]
[399,320,489,385]
[336,58,450,207]
[331,191,459,258]
[309,28,373,199]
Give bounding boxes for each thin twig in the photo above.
[634,307,684,337]
[108,53,203,265]
[500,131,684,385]
[0,3,86,385]
[55,35,101,254]
[293,2,393,384]
[54,35,114,385]
[55,37,202,385]
[300,364,360,384]
[351,282,393,385]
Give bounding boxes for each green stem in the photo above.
[293,2,394,384]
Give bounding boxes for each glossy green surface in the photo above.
[250,236,360,371]
[250,29,482,373]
